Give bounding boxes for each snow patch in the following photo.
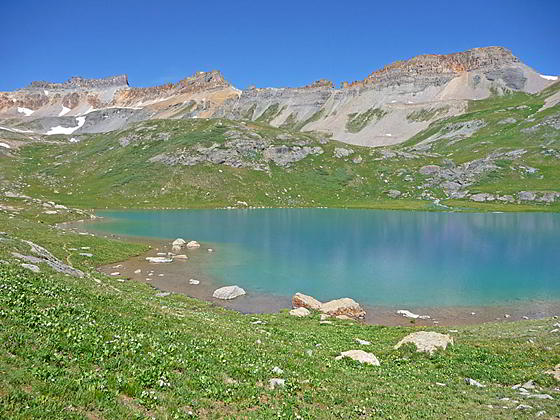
[17,107,34,116]
[0,142,11,149]
[540,74,558,81]
[58,106,71,116]
[46,117,86,135]
[44,90,49,96]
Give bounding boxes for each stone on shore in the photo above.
[172,238,186,247]
[397,309,431,320]
[186,240,201,249]
[189,279,200,285]
[289,307,310,317]
[335,350,380,366]
[212,285,246,300]
[173,254,188,260]
[394,331,453,354]
[320,298,366,319]
[292,292,322,310]
[146,256,173,263]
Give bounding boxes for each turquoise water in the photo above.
[87,209,560,307]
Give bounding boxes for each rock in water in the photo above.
[394,331,453,354]
[289,307,310,317]
[320,298,366,319]
[397,309,431,319]
[335,350,380,366]
[186,240,201,249]
[212,285,246,300]
[292,292,322,310]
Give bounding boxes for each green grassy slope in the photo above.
[1,83,559,212]
[0,203,559,419]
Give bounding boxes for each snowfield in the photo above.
[540,74,558,81]
[46,117,86,135]
[58,106,71,116]
[17,107,34,116]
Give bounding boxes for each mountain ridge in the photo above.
[0,46,557,146]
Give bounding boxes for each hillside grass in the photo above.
[0,203,559,419]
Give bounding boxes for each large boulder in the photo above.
[186,240,201,249]
[320,298,366,319]
[212,285,246,300]
[335,350,380,366]
[394,331,453,354]
[292,292,322,310]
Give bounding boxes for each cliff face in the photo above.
[0,47,556,145]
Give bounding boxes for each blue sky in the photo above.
[1,0,559,90]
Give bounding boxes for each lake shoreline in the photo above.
[62,217,560,327]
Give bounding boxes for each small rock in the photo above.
[173,254,188,260]
[289,307,311,317]
[335,350,380,366]
[272,366,284,374]
[522,380,536,390]
[536,411,546,417]
[355,338,371,345]
[465,378,485,388]
[435,382,447,387]
[21,263,40,273]
[515,404,532,410]
[207,248,214,252]
[526,394,553,400]
[268,378,285,390]
[110,272,120,276]
[134,269,141,274]
[212,285,246,300]
[155,292,171,297]
[189,279,200,285]
[145,257,173,263]
[79,253,93,257]
[397,309,430,319]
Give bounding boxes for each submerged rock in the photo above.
[335,350,380,366]
[212,285,246,300]
[395,331,453,354]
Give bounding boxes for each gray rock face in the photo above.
[13,240,84,277]
[333,147,354,158]
[419,165,441,175]
[485,67,526,90]
[423,119,486,144]
[518,191,537,201]
[21,263,40,273]
[212,285,246,300]
[498,117,517,125]
[386,189,402,198]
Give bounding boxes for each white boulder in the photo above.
[212,285,246,300]
[289,307,310,317]
[394,331,453,354]
[335,350,380,366]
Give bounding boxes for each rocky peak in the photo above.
[28,74,129,90]
[177,70,230,91]
[342,46,519,89]
[303,79,334,89]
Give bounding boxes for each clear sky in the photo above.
[1,0,559,91]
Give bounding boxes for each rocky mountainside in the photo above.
[0,47,557,146]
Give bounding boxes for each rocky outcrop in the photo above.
[12,239,84,277]
[28,75,129,90]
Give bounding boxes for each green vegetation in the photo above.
[255,104,285,124]
[406,106,449,122]
[346,107,387,133]
[0,85,559,418]
[0,204,559,419]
